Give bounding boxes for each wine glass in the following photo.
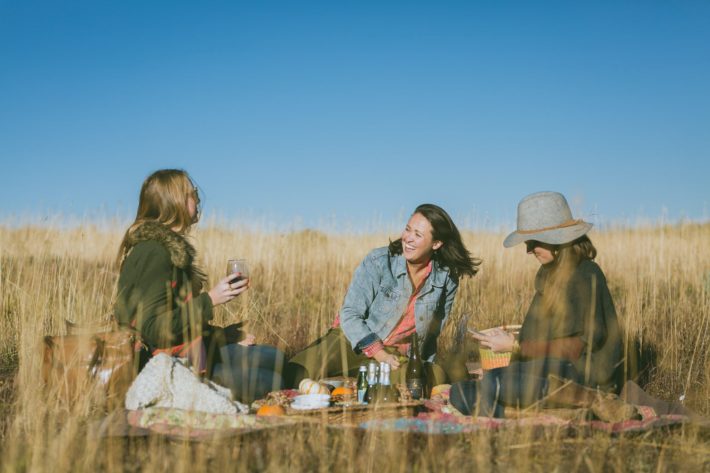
[226,258,249,283]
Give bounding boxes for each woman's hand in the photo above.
[472,328,515,353]
[373,350,401,369]
[208,274,250,306]
[238,333,256,346]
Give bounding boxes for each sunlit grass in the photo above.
[0,220,708,472]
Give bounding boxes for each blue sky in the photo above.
[1,1,708,230]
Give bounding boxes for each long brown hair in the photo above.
[542,235,597,315]
[117,169,201,268]
[388,203,481,279]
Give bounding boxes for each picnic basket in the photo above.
[478,325,522,370]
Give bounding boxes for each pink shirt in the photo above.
[335,261,432,358]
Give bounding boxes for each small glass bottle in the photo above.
[376,361,400,404]
[364,361,379,404]
[356,365,368,404]
[405,335,425,400]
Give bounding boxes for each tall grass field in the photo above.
[1,220,708,472]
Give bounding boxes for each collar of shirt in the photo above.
[392,253,447,292]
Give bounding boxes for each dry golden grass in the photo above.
[1,220,709,472]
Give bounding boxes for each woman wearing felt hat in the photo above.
[450,191,635,421]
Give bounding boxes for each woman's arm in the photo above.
[339,253,382,353]
[441,276,460,325]
[474,329,584,361]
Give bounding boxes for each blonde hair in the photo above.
[117,169,200,267]
[542,235,597,316]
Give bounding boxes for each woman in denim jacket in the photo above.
[287,204,480,386]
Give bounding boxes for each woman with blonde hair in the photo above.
[114,169,284,403]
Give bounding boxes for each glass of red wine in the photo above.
[226,258,249,284]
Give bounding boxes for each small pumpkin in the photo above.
[298,378,315,393]
[256,404,286,416]
[299,378,330,395]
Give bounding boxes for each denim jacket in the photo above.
[339,247,459,362]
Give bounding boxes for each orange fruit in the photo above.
[256,404,286,416]
[331,387,354,396]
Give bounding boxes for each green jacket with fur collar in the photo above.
[114,222,214,349]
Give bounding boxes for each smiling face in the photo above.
[401,212,443,265]
[525,240,556,265]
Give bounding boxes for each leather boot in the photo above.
[545,375,639,423]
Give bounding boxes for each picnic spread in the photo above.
[94,354,699,441]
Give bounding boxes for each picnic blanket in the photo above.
[98,376,703,440]
[358,380,704,435]
[358,407,690,435]
[93,408,306,440]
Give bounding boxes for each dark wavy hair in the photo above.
[388,203,481,279]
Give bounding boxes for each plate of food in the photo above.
[291,393,331,410]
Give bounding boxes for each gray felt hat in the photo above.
[503,191,593,248]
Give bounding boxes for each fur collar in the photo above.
[126,221,196,269]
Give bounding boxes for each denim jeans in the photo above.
[285,328,459,388]
[450,358,579,417]
[212,343,285,404]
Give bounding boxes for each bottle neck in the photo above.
[410,336,420,359]
[367,366,378,385]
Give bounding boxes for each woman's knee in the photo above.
[220,343,285,371]
[283,362,308,389]
[449,380,478,415]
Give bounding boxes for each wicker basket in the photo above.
[479,348,512,370]
[478,325,522,370]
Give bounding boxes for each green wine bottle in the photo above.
[405,335,424,400]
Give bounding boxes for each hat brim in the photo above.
[503,222,593,248]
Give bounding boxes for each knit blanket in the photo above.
[125,353,248,414]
